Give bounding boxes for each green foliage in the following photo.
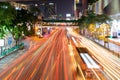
[11,26,22,41]
[77,16,88,28]
[87,11,97,23]
[77,11,97,28]
[0,2,16,39]
[13,9,38,37]
[0,2,39,41]
[96,14,112,23]
[77,11,111,29]
[0,25,8,38]
[0,2,16,26]
[14,9,32,24]
[16,8,39,23]
[0,25,4,39]
[0,27,4,39]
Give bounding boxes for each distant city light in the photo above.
[1,6,8,9]
[75,0,79,3]
[66,14,71,17]
[15,7,21,10]
[66,18,70,20]
[49,3,54,5]
[35,4,38,7]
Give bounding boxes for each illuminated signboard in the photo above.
[66,14,71,17]
[76,0,79,3]
[0,39,5,46]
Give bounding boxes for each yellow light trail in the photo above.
[69,28,120,80]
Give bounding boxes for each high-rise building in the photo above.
[103,0,120,15]
[41,0,75,20]
[94,0,103,14]
[14,0,75,20]
[74,0,88,19]
[102,0,120,38]
[44,2,56,19]
[74,0,81,19]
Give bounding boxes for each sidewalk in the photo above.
[0,37,30,72]
[0,36,42,72]
[0,43,24,58]
[0,36,42,58]
[92,38,120,56]
[108,38,120,46]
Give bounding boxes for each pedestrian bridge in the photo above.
[42,20,78,26]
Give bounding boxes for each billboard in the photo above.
[0,39,5,46]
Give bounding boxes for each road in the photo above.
[68,27,120,80]
[1,27,120,80]
[0,28,80,80]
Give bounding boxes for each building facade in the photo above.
[103,0,120,38]
[93,0,120,38]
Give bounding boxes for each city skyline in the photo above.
[14,0,74,19]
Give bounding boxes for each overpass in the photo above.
[42,20,78,26]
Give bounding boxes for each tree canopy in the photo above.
[77,10,111,29]
[0,2,16,39]
[0,2,40,40]
[0,2,16,26]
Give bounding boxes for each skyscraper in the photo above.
[39,0,74,20]
[74,0,88,18]
[44,2,56,19]
[15,0,75,20]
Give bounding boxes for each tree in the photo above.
[96,14,111,23]
[77,11,97,29]
[0,2,41,45]
[14,8,39,36]
[29,5,41,17]
[0,26,6,39]
[0,2,16,26]
[11,26,22,45]
[0,2,16,39]
[77,10,111,28]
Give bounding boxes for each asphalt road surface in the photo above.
[0,28,78,80]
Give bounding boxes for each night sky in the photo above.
[56,0,74,18]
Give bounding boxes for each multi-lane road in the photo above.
[68,27,120,80]
[0,28,79,80]
[0,27,120,80]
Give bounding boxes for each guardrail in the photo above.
[0,43,24,58]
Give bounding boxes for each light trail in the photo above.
[68,41,85,80]
[69,28,120,80]
[91,68,101,80]
[0,28,73,80]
